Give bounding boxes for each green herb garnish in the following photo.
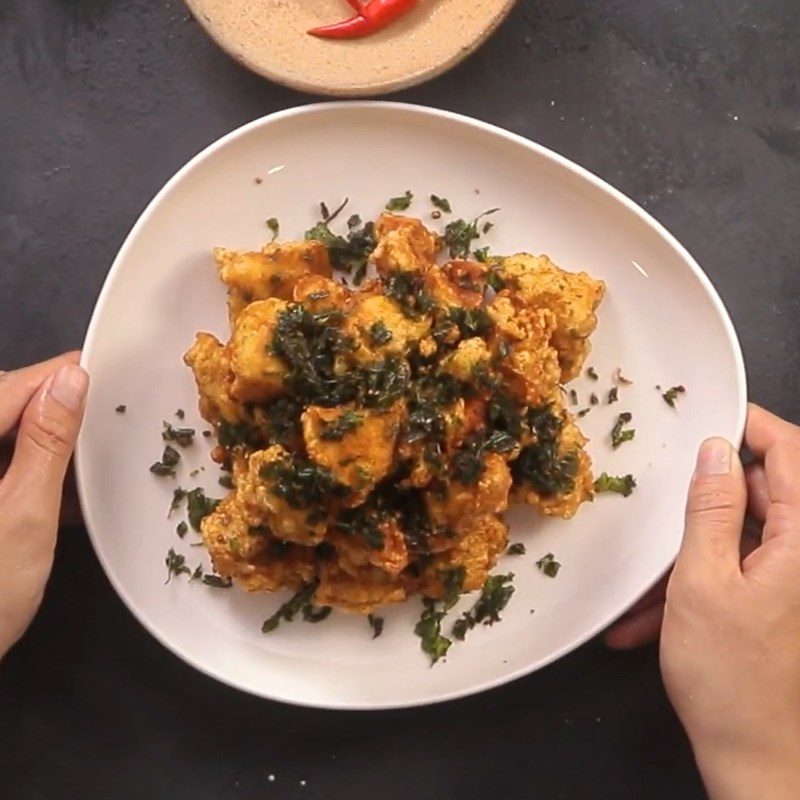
[369,320,393,346]
[168,487,186,517]
[319,410,364,441]
[594,472,637,497]
[203,574,233,588]
[320,197,349,223]
[162,422,195,447]
[176,521,188,538]
[186,487,219,531]
[164,548,192,583]
[452,573,515,640]
[266,217,280,241]
[507,543,526,555]
[385,190,413,212]
[150,445,181,477]
[443,209,499,259]
[473,246,489,263]
[586,367,599,380]
[175,409,185,420]
[414,599,452,665]
[218,472,235,490]
[430,194,452,213]
[115,404,126,414]
[662,385,686,408]
[368,614,384,639]
[610,412,636,449]
[536,553,561,578]
[607,387,618,404]
[262,583,318,633]
[301,604,333,623]
[568,389,579,406]
[590,392,600,405]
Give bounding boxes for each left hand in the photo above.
[0,354,89,659]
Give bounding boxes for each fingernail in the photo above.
[696,438,731,476]
[47,365,89,411]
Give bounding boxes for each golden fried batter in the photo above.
[214,242,332,322]
[498,254,605,380]
[228,298,288,402]
[315,562,407,613]
[372,213,439,275]
[301,402,404,501]
[201,496,315,592]
[183,333,241,424]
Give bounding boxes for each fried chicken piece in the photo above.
[426,453,512,529]
[292,274,350,311]
[214,242,332,323]
[201,495,316,592]
[417,514,509,596]
[498,254,605,380]
[329,517,409,578]
[513,409,594,519]
[441,337,493,384]
[301,402,404,503]
[315,562,407,613]
[342,289,431,365]
[235,445,331,546]
[228,298,288,402]
[372,213,439,276]
[183,332,242,424]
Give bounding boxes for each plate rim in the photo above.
[76,101,748,710]
[182,0,519,97]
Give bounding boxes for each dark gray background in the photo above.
[1,1,798,798]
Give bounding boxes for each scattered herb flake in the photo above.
[319,410,364,441]
[164,548,192,583]
[473,246,489,262]
[440,566,466,610]
[175,408,185,420]
[568,389,579,406]
[430,194,452,213]
[150,445,180,477]
[262,583,318,633]
[203,574,233,588]
[536,553,561,578]
[590,392,599,406]
[162,422,195,447]
[176,521,188,538]
[115,404,126,414]
[587,367,599,381]
[301,604,333,623]
[507,543,526,555]
[577,408,591,418]
[610,412,636,449]
[452,573,515,640]
[320,197,349,223]
[218,472,235,490]
[594,472,637,497]
[414,599,452,665]
[266,217,280,241]
[385,190,413,212]
[608,387,619,404]
[662,385,686,408]
[367,614,384,639]
[168,487,186,517]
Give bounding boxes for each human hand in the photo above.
[660,405,800,799]
[0,354,89,659]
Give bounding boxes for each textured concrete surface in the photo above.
[0,1,798,798]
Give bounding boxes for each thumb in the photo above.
[676,437,746,577]
[0,365,89,526]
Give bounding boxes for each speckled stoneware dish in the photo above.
[184,0,517,96]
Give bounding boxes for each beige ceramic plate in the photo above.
[184,0,517,96]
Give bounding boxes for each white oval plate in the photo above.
[76,103,746,710]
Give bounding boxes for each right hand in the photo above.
[660,405,800,799]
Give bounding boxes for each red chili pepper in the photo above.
[308,0,419,40]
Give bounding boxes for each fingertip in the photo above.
[46,365,89,413]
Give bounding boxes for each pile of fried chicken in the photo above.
[184,213,605,613]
